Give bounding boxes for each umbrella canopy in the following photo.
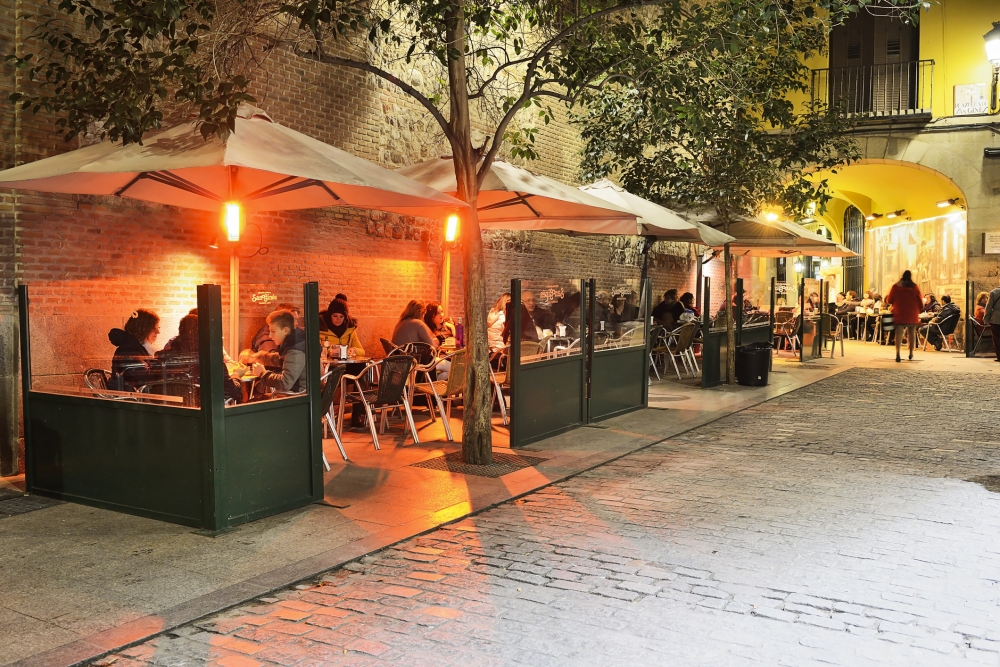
[684,210,841,253]
[578,179,735,245]
[396,158,636,235]
[726,244,857,258]
[0,105,466,215]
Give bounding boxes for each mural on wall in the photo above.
[865,212,967,305]
[482,229,533,254]
[609,236,694,270]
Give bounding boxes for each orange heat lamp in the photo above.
[444,214,460,243]
[222,202,244,242]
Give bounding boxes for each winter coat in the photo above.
[934,302,961,335]
[319,325,365,355]
[259,327,307,393]
[108,328,154,391]
[885,282,923,325]
[985,288,1000,325]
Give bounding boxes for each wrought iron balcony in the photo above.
[810,60,934,118]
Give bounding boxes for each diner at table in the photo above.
[487,292,511,351]
[250,309,307,393]
[319,297,365,356]
[652,289,684,328]
[108,308,161,391]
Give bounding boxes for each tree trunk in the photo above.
[446,4,493,465]
[724,239,735,385]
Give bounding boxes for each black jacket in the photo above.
[935,302,961,334]
[108,328,153,391]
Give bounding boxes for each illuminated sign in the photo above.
[251,291,278,305]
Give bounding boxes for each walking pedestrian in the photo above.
[885,270,923,362]
[982,284,1000,362]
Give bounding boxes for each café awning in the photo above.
[578,179,735,245]
[0,105,466,216]
[397,158,637,235]
[684,210,843,255]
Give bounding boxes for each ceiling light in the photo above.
[886,209,906,219]
[937,198,961,208]
[986,21,1000,66]
[866,213,883,221]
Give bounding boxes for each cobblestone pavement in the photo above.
[93,369,1000,666]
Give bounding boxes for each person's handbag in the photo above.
[880,312,895,332]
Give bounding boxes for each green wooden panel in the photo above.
[514,355,585,446]
[590,347,646,421]
[701,330,726,388]
[223,396,316,526]
[740,324,771,345]
[28,392,204,526]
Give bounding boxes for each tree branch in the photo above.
[295,48,458,147]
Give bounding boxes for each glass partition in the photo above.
[26,295,203,408]
[593,278,647,351]
[518,279,583,364]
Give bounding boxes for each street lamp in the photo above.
[441,213,460,315]
[986,21,1000,114]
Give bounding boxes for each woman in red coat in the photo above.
[885,270,923,362]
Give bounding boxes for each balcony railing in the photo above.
[811,60,934,118]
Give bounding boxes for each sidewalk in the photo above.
[2,341,984,667]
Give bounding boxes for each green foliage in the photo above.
[574,1,878,223]
[7,0,255,143]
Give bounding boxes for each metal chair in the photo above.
[138,378,197,406]
[649,326,671,380]
[820,313,845,358]
[775,316,800,355]
[489,348,509,426]
[83,368,121,399]
[320,366,348,465]
[921,312,961,352]
[380,337,399,356]
[413,350,467,442]
[970,316,994,356]
[339,355,419,450]
[667,323,698,379]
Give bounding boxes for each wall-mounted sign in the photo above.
[611,284,634,297]
[251,291,278,305]
[954,84,989,116]
[983,232,1000,255]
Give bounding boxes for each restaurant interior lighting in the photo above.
[937,197,962,208]
[794,259,804,273]
[222,202,244,242]
[444,213,460,243]
[886,209,905,219]
[866,212,883,221]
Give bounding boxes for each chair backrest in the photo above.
[375,355,414,406]
[380,337,398,356]
[820,313,840,337]
[140,380,197,407]
[321,365,347,414]
[84,369,109,392]
[938,309,960,334]
[520,340,541,359]
[404,341,435,365]
[674,323,697,352]
[443,350,467,396]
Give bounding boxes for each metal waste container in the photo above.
[736,342,771,386]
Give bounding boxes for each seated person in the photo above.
[252,310,307,394]
[249,302,298,355]
[551,291,581,329]
[921,295,960,351]
[423,301,456,345]
[976,291,989,322]
[523,291,556,335]
[158,312,244,404]
[108,308,160,391]
[502,301,538,343]
[319,297,364,356]
[679,292,699,322]
[392,300,438,364]
[594,291,612,327]
[487,293,511,350]
[652,289,684,328]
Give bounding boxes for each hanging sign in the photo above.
[983,232,1000,255]
[251,291,278,305]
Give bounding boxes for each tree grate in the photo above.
[411,451,548,478]
[0,495,63,518]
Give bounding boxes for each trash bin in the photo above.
[736,342,771,386]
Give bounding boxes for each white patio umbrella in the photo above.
[683,210,842,254]
[578,179,735,246]
[397,158,637,235]
[0,105,465,216]
[0,105,468,353]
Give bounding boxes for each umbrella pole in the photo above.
[441,248,451,314]
[230,248,239,358]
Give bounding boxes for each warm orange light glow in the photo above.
[764,211,779,222]
[444,214,460,243]
[222,202,243,242]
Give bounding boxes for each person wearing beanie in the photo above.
[319,297,365,355]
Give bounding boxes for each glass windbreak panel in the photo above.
[594,279,646,350]
[519,280,583,364]
[230,300,309,405]
[27,299,201,408]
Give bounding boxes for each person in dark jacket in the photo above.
[252,310,307,394]
[985,285,1000,361]
[921,295,960,351]
[249,302,299,355]
[108,308,160,391]
[158,312,244,404]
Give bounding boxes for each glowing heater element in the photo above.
[222,202,244,242]
[444,214,460,243]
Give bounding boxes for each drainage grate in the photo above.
[0,495,63,518]
[411,451,548,478]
